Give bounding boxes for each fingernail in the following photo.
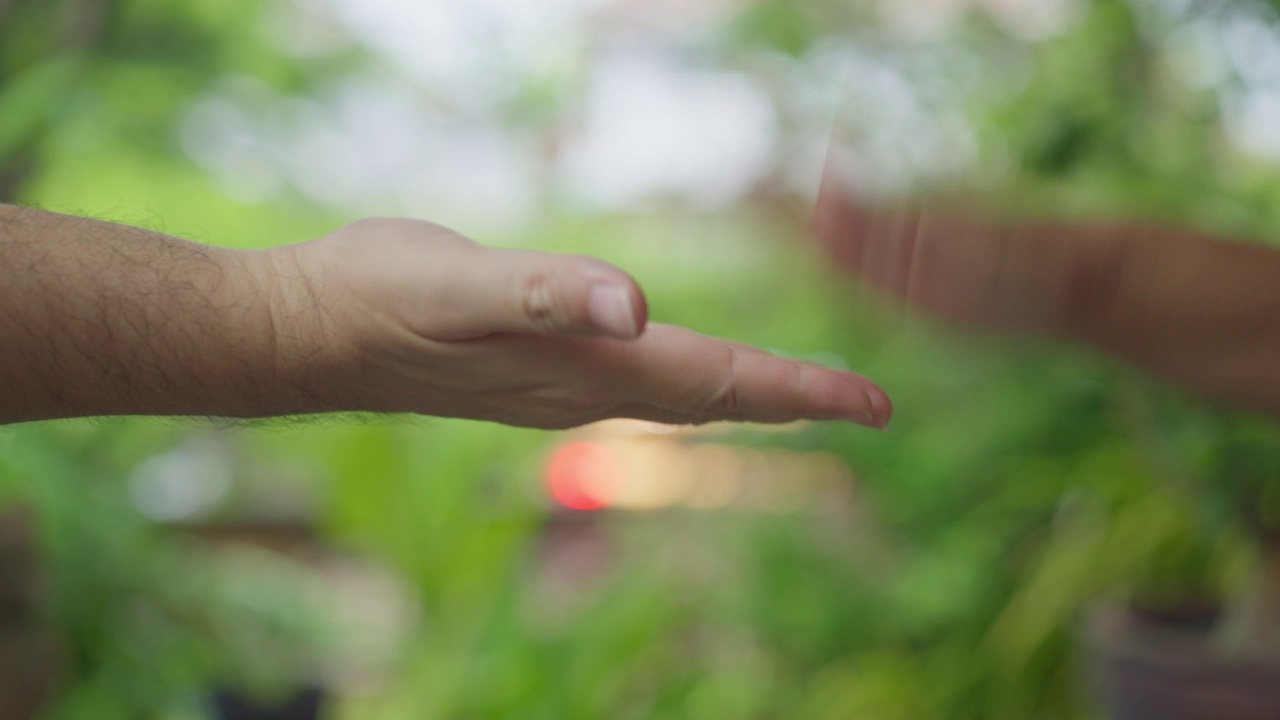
[844,389,888,429]
[588,284,639,339]
[865,386,892,429]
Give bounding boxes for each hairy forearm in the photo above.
[1065,226,1280,417]
[0,206,894,430]
[0,204,332,423]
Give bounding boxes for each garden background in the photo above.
[4,0,1280,717]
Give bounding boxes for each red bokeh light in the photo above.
[545,442,620,511]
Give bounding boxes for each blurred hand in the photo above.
[812,174,1108,335]
[266,218,891,429]
[812,168,1280,418]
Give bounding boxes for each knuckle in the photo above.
[786,361,807,395]
[789,363,813,411]
[519,271,561,333]
[341,217,473,249]
[699,345,744,420]
[339,216,390,235]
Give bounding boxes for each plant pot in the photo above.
[1084,602,1280,720]
[210,686,324,720]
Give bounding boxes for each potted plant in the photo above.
[1085,411,1280,720]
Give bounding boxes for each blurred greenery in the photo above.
[5,0,1280,718]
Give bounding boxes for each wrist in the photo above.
[238,244,363,415]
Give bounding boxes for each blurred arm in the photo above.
[814,186,1280,418]
[1065,225,1280,418]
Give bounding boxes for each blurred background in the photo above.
[4,0,1280,718]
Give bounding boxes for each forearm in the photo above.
[1064,225,1280,417]
[0,204,333,423]
[0,206,893,430]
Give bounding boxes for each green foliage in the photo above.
[729,0,821,58]
[0,57,80,166]
[5,0,1280,719]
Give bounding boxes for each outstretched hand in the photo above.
[811,166,1280,419]
[812,173,1110,335]
[265,218,892,429]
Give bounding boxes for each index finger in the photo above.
[599,324,891,428]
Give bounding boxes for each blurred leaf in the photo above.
[0,56,79,164]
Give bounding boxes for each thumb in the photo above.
[451,247,648,340]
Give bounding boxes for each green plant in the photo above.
[8,0,1280,718]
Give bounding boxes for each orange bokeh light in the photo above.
[545,442,621,511]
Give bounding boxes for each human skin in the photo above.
[813,175,1280,419]
[0,204,892,429]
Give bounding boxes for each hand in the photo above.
[265,218,892,429]
[812,172,1116,336]
[812,168,1280,418]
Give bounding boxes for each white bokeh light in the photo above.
[557,51,777,209]
[130,439,234,523]
[1226,88,1280,161]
